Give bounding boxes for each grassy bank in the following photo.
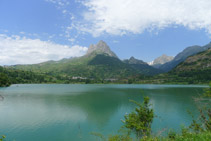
[107,131,211,141]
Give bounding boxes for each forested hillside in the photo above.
[0,67,10,87]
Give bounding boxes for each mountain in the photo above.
[167,48,211,83]
[172,48,211,72]
[10,41,162,83]
[159,42,211,72]
[86,40,118,58]
[123,56,163,75]
[150,54,174,68]
[123,56,147,65]
[137,48,211,84]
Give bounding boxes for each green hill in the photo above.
[0,66,54,85]
[0,67,10,87]
[9,53,160,83]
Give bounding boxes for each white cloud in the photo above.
[68,38,75,42]
[78,0,211,36]
[0,34,88,65]
[45,0,69,8]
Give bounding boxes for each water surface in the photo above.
[0,84,206,140]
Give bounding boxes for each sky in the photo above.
[0,0,211,65]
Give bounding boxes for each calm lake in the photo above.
[0,84,207,140]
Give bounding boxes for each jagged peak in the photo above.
[129,56,135,60]
[152,54,174,65]
[86,40,118,58]
[97,40,107,46]
[162,54,167,56]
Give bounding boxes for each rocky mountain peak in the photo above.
[86,40,117,58]
[153,54,174,65]
[129,56,135,60]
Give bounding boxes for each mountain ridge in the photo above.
[8,41,162,83]
[2,40,211,84]
[158,42,211,72]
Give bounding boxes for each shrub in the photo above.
[122,97,154,139]
[0,135,6,141]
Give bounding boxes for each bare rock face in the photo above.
[86,40,118,58]
[153,54,174,65]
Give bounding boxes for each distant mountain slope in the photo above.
[166,48,211,83]
[150,54,174,68]
[124,56,147,65]
[10,41,162,83]
[159,42,211,72]
[123,56,163,75]
[173,48,211,72]
[138,49,211,84]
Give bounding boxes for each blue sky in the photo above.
[0,0,211,65]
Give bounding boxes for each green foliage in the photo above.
[0,72,10,87]
[0,66,11,87]
[101,86,211,141]
[168,131,211,141]
[204,82,211,97]
[107,131,211,141]
[2,67,53,84]
[123,97,154,139]
[157,131,211,141]
[189,82,211,133]
[108,134,132,141]
[0,135,6,141]
[105,85,211,141]
[108,131,211,141]
[168,130,176,140]
[138,69,211,84]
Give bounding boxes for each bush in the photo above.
[189,82,211,133]
[122,97,154,139]
[0,135,6,141]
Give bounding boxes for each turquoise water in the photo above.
[0,84,207,140]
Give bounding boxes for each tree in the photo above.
[122,97,154,139]
[0,73,10,87]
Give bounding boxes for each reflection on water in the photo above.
[0,84,206,141]
[0,95,4,101]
